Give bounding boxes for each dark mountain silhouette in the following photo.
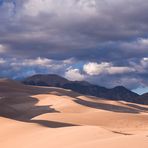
[133,93,148,105]
[21,74,147,104]
[22,74,69,87]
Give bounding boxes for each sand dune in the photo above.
[0,79,148,148]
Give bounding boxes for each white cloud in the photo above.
[83,62,110,75]
[138,38,148,46]
[63,58,75,65]
[10,57,52,67]
[22,57,53,67]
[0,57,76,79]
[107,67,134,74]
[83,62,134,75]
[10,57,72,72]
[141,57,148,66]
[65,68,85,81]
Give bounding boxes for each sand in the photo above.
[0,79,148,148]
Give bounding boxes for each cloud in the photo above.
[11,57,53,67]
[83,62,109,75]
[83,62,134,75]
[107,67,134,75]
[0,58,5,64]
[120,38,148,54]
[0,0,147,91]
[141,57,148,68]
[65,68,85,81]
[0,56,147,90]
[23,0,97,17]
[0,57,75,79]
[0,44,6,53]
[0,0,148,60]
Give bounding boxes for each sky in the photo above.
[0,0,148,94]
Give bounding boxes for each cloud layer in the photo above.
[0,0,148,91]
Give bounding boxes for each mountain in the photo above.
[22,74,142,103]
[134,93,148,105]
[23,74,69,87]
[108,86,140,102]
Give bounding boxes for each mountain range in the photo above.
[22,74,148,105]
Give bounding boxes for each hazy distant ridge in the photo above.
[22,74,147,105]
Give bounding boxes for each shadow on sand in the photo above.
[0,92,77,128]
[0,83,147,128]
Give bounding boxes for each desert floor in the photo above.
[0,79,148,148]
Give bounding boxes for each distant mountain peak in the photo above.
[23,74,69,87]
[22,74,145,104]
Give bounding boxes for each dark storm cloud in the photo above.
[0,0,148,90]
[0,0,148,59]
